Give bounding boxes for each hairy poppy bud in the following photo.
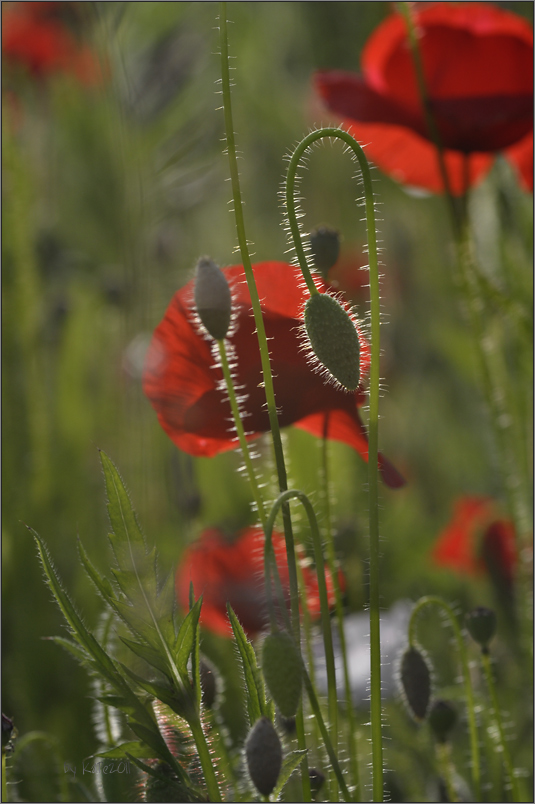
[400,645,431,721]
[194,256,232,340]
[262,630,302,718]
[304,292,361,390]
[200,658,218,708]
[245,717,282,797]
[309,767,326,796]
[310,226,340,278]
[429,699,457,743]
[465,606,497,651]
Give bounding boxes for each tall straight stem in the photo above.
[218,6,310,799]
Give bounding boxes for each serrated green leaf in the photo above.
[227,604,269,724]
[272,750,308,800]
[95,741,153,759]
[100,450,147,565]
[45,636,92,667]
[118,662,186,713]
[173,597,203,680]
[120,636,171,678]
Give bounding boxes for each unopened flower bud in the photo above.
[262,630,302,718]
[245,717,282,797]
[465,606,497,651]
[194,256,232,340]
[429,699,457,743]
[304,292,361,390]
[309,767,326,796]
[400,645,431,721]
[310,226,340,278]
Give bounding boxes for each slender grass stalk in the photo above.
[435,742,459,803]
[218,6,309,798]
[284,125,383,801]
[480,650,521,802]
[408,596,481,801]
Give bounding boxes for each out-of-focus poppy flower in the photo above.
[143,261,405,488]
[314,3,533,193]
[2,1,101,85]
[431,496,517,589]
[175,526,339,638]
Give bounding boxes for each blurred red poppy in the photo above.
[2,1,101,84]
[431,496,517,588]
[314,3,533,194]
[175,526,339,637]
[143,261,405,488]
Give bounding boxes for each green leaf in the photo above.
[227,604,270,724]
[118,662,191,716]
[173,597,203,680]
[95,741,153,759]
[120,636,172,678]
[44,636,92,668]
[100,450,148,568]
[272,750,308,800]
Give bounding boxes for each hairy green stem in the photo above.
[217,339,267,527]
[480,650,521,801]
[408,596,481,800]
[321,430,361,797]
[219,6,309,798]
[285,125,383,801]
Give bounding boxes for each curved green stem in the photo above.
[435,742,459,803]
[480,650,521,801]
[285,124,384,801]
[408,596,481,800]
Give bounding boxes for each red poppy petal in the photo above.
[431,496,495,573]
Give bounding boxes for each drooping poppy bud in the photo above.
[262,630,303,718]
[304,292,361,390]
[400,645,431,721]
[309,226,341,278]
[428,699,457,743]
[465,606,497,652]
[194,256,232,340]
[245,717,282,797]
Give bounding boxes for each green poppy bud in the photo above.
[309,767,326,796]
[465,606,497,651]
[429,699,457,743]
[309,226,340,278]
[194,256,232,340]
[400,646,431,721]
[245,717,282,797]
[304,292,361,390]
[262,630,302,718]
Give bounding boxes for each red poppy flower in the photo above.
[314,3,533,194]
[431,496,517,588]
[175,526,339,637]
[142,261,405,489]
[2,2,101,84]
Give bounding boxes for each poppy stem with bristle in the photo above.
[219,5,311,799]
[285,124,384,802]
[408,596,482,801]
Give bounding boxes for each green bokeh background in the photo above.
[2,2,533,801]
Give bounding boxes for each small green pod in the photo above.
[400,645,431,721]
[465,606,497,651]
[194,256,232,340]
[428,699,457,743]
[304,292,361,390]
[262,630,302,718]
[245,717,282,797]
[309,226,340,278]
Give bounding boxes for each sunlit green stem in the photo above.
[480,650,521,801]
[189,717,221,803]
[217,339,267,527]
[408,596,481,801]
[266,491,338,777]
[219,6,309,798]
[285,125,383,801]
[435,742,459,803]
[321,432,361,797]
